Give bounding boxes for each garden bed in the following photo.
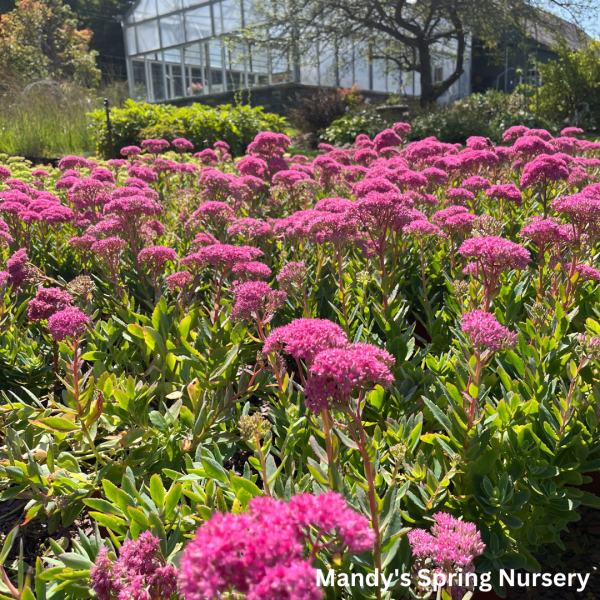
[1,124,600,600]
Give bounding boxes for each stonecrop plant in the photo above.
[1,124,600,600]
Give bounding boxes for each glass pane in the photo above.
[219,0,241,34]
[187,66,205,95]
[157,0,181,15]
[133,0,157,21]
[271,47,292,84]
[208,40,224,92]
[160,13,184,47]
[248,44,268,87]
[132,60,148,100]
[226,45,245,90]
[137,20,161,52]
[172,65,184,97]
[243,0,262,25]
[125,26,137,55]
[151,61,166,100]
[185,5,212,41]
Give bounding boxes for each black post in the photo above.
[104,98,115,160]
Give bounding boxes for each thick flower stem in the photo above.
[255,434,272,497]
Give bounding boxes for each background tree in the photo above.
[0,0,101,87]
[534,39,600,126]
[247,0,597,106]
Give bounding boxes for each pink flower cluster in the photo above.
[461,310,517,353]
[179,492,373,600]
[47,307,91,342]
[408,512,485,572]
[91,532,177,600]
[28,287,73,322]
[231,281,286,322]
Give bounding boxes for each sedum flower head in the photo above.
[47,307,91,342]
[461,310,517,353]
[239,412,271,441]
[28,287,73,322]
[263,319,348,366]
[304,343,395,411]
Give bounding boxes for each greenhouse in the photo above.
[121,0,472,103]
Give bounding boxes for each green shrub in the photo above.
[408,91,557,144]
[321,108,388,146]
[534,40,600,128]
[89,100,287,158]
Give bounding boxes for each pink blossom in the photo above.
[486,184,523,205]
[69,235,96,252]
[421,167,449,186]
[314,197,354,213]
[47,307,91,341]
[57,156,88,171]
[564,262,600,283]
[519,217,566,246]
[231,261,272,281]
[502,126,529,142]
[231,281,286,322]
[354,148,378,166]
[304,343,395,411]
[525,128,553,141]
[0,165,11,181]
[28,287,73,322]
[409,512,485,576]
[392,122,411,136]
[120,146,142,159]
[237,155,268,178]
[373,129,402,152]
[512,135,554,157]
[445,188,475,206]
[181,244,263,274]
[228,217,272,240]
[172,138,194,152]
[466,136,491,150]
[520,155,569,188]
[461,310,517,352]
[166,271,193,292]
[138,246,177,272]
[128,166,158,184]
[561,127,584,138]
[41,205,75,224]
[404,219,444,238]
[7,249,30,288]
[141,138,170,155]
[461,176,491,193]
[277,262,307,291]
[263,318,348,366]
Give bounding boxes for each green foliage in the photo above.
[408,90,557,144]
[321,108,388,146]
[89,100,287,158]
[0,0,101,87]
[534,40,600,128]
[0,85,98,157]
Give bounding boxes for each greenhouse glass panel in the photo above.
[220,0,241,33]
[137,20,161,52]
[225,45,246,90]
[185,5,212,41]
[132,60,148,100]
[124,26,137,55]
[133,0,157,22]
[151,61,166,100]
[247,44,269,87]
[271,47,292,84]
[160,13,184,47]
[183,44,205,95]
[208,40,225,92]
[318,42,337,86]
[157,0,181,15]
[243,0,262,25]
